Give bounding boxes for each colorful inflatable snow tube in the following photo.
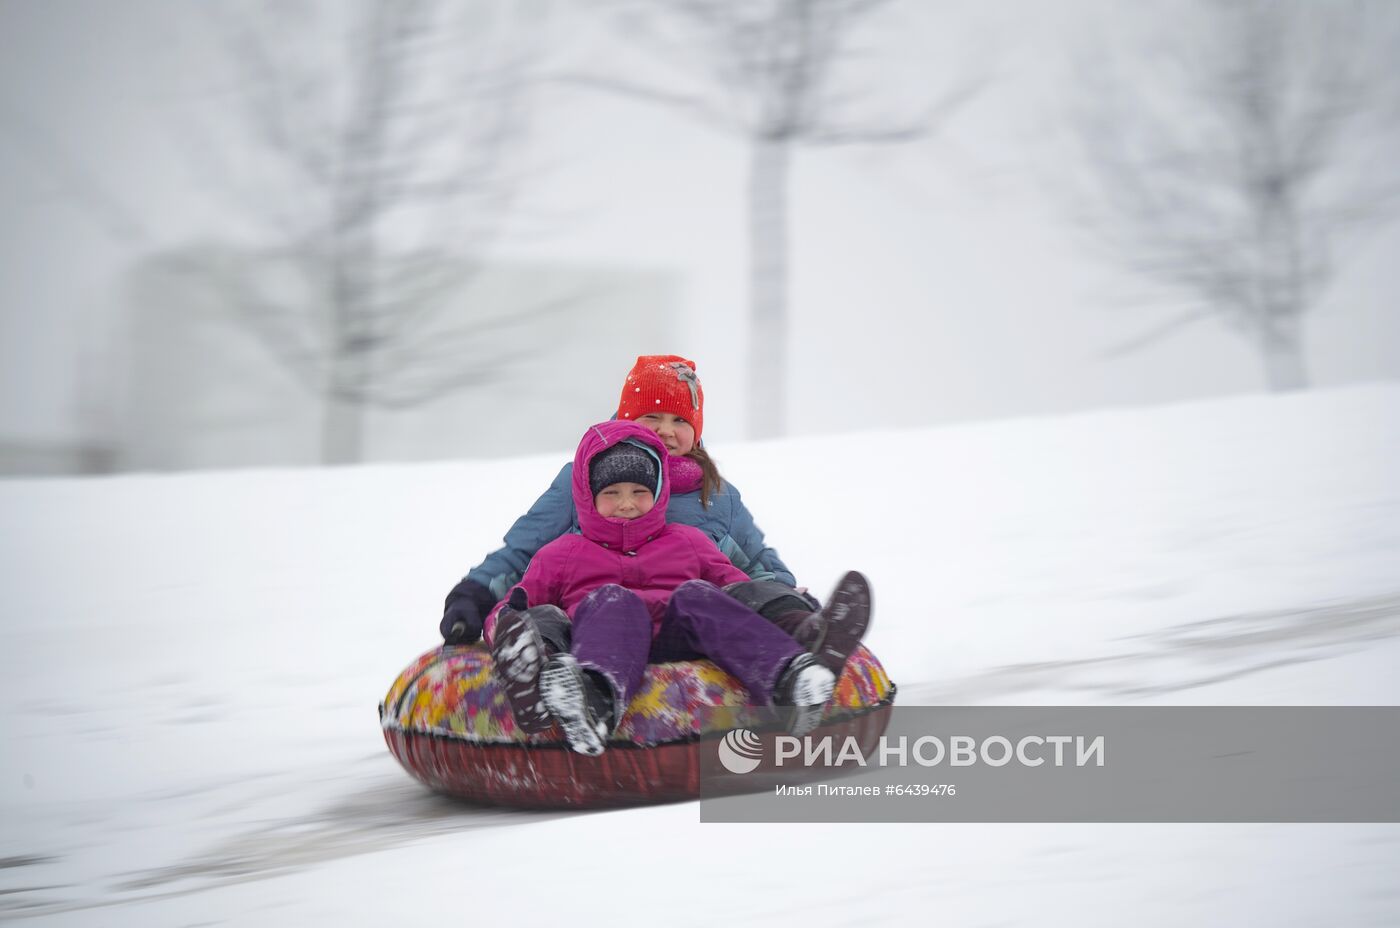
[380,642,896,809]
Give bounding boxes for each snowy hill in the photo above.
[2,385,1398,925]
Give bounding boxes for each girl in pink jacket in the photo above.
[485,419,871,756]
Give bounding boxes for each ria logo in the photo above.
[717,728,763,774]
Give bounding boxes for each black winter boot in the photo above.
[541,654,615,756]
[491,591,553,735]
[809,571,871,677]
[773,653,836,737]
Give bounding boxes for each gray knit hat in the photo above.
[589,441,659,497]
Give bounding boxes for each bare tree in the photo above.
[1067,0,1400,392]
[186,0,552,463]
[564,0,980,437]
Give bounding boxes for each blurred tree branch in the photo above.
[190,0,558,463]
[1067,0,1400,391]
[556,0,985,438]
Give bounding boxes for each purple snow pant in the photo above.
[571,580,805,712]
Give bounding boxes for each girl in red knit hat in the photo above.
[613,354,716,503]
[439,355,866,680]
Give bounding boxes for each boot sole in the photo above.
[541,657,607,756]
[813,571,871,677]
[788,667,836,737]
[789,702,825,737]
[491,610,554,735]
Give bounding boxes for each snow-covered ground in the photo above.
[2,385,1398,926]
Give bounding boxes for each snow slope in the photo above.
[2,384,1398,925]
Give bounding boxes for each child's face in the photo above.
[636,412,696,456]
[594,482,656,519]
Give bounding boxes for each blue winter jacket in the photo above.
[465,462,797,600]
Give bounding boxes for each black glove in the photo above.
[439,578,497,645]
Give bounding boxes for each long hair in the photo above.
[687,444,724,508]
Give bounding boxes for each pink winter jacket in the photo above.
[483,420,748,642]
